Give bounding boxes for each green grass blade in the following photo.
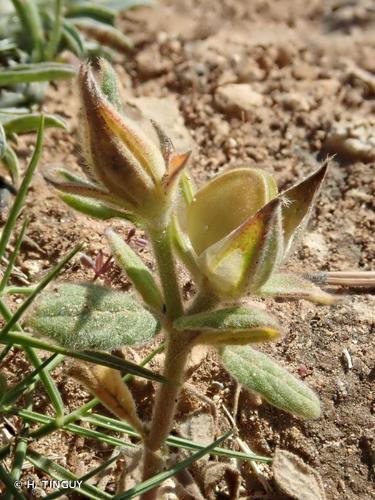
[113,430,234,499]
[0,121,6,158]
[0,243,82,339]
[0,463,26,500]
[2,113,67,134]
[0,298,66,418]
[2,144,20,186]
[0,218,28,293]
[0,64,76,86]
[62,20,86,57]
[65,4,116,25]
[1,353,63,407]
[26,450,112,500]
[0,116,44,263]
[45,0,64,60]
[44,453,121,500]
[0,332,168,383]
[11,0,45,61]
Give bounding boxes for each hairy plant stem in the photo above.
[141,224,189,498]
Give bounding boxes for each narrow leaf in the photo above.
[73,19,133,52]
[0,122,6,158]
[220,346,321,419]
[0,331,167,383]
[26,282,160,350]
[26,450,111,500]
[2,113,66,134]
[259,273,336,305]
[66,4,116,26]
[0,63,75,86]
[2,145,20,185]
[174,306,281,345]
[106,228,163,311]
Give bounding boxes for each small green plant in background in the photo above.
[0,0,152,186]
[18,59,335,498]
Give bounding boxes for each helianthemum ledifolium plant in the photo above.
[30,58,336,498]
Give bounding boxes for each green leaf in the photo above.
[65,4,116,25]
[58,192,136,222]
[174,306,281,345]
[0,63,75,86]
[72,19,133,52]
[220,346,321,419]
[26,283,160,350]
[26,450,111,500]
[281,163,328,258]
[0,122,6,158]
[106,228,163,312]
[62,20,86,57]
[1,145,20,185]
[259,273,336,305]
[2,113,66,134]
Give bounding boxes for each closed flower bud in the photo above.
[44,60,190,227]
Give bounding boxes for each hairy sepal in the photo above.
[174,306,281,345]
[220,346,321,419]
[105,228,164,312]
[26,283,160,350]
[198,199,283,297]
[281,163,328,259]
[259,273,336,305]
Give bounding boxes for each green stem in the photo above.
[45,0,63,60]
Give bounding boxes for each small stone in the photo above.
[324,118,375,162]
[215,83,264,118]
[292,63,318,80]
[277,92,311,112]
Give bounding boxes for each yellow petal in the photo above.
[186,168,278,256]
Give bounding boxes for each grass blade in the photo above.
[0,332,167,383]
[0,64,75,86]
[0,116,44,263]
[0,464,26,500]
[113,431,234,499]
[44,453,121,499]
[45,0,64,60]
[66,4,116,25]
[26,450,112,500]
[2,145,20,185]
[0,218,29,293]
[0,121,6,158]
[2,113,66,134]
[11,0,45,61]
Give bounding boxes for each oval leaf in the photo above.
[26,283,160,350]
[174,306,281,345]
[220,346,320,419]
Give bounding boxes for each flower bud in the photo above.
[44,60,191,227]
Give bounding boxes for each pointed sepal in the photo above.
[174,306,281,345]
[259,273,336,305]
[105,228,164,312]
[281,162,328,258]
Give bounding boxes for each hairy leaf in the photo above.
[174,306,281,345]
[220,346,320,419]
[259,273,336,305]
[105,228,163,311]
[26,283,160,350]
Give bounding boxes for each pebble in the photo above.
[215,83,264,118]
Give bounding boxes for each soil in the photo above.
[1,0,374,499]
